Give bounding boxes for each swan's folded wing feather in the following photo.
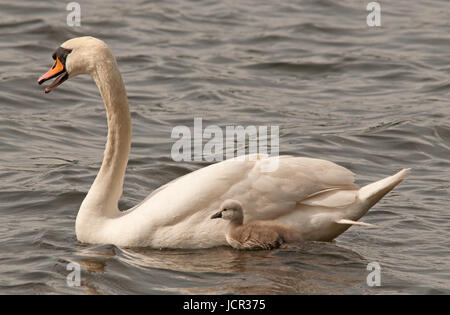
[222,155,357,221]
[135,155,357,228]
[299,189,358,208]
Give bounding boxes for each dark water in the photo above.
[0,0,449,294]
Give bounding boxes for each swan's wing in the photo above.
[226,155,357,222]
[135,154,356,227]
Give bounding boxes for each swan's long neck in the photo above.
[79,55,131,219]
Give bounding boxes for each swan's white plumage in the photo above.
[41,36,409,249]
[105,154,358,248]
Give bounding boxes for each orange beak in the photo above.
[37,57,69,93]
[38,57,64,83]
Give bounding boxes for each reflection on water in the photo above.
[63,242,369,294]
[0,0,449,294]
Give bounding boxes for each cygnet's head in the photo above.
[38,36,113,93]
[210,199,244,223]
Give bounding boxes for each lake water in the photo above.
[0,0,449,294]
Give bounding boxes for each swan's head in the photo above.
[211,199,244,222]
[38,36,111,93]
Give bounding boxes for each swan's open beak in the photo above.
[210,211,222,219]
[37,57,69,93]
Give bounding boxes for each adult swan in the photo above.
[38,37,409,248]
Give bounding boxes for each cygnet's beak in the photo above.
[210,211,222,219]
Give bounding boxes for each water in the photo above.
[0,0,449,294]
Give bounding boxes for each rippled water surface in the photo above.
[0,0,449,294]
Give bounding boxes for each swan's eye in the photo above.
[53,47,73,65]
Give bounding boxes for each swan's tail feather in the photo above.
[358,168,410,203]
[336,219,378,228]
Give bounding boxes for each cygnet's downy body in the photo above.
[211,200,302,250]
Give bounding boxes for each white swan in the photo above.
[37,36,410,249]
